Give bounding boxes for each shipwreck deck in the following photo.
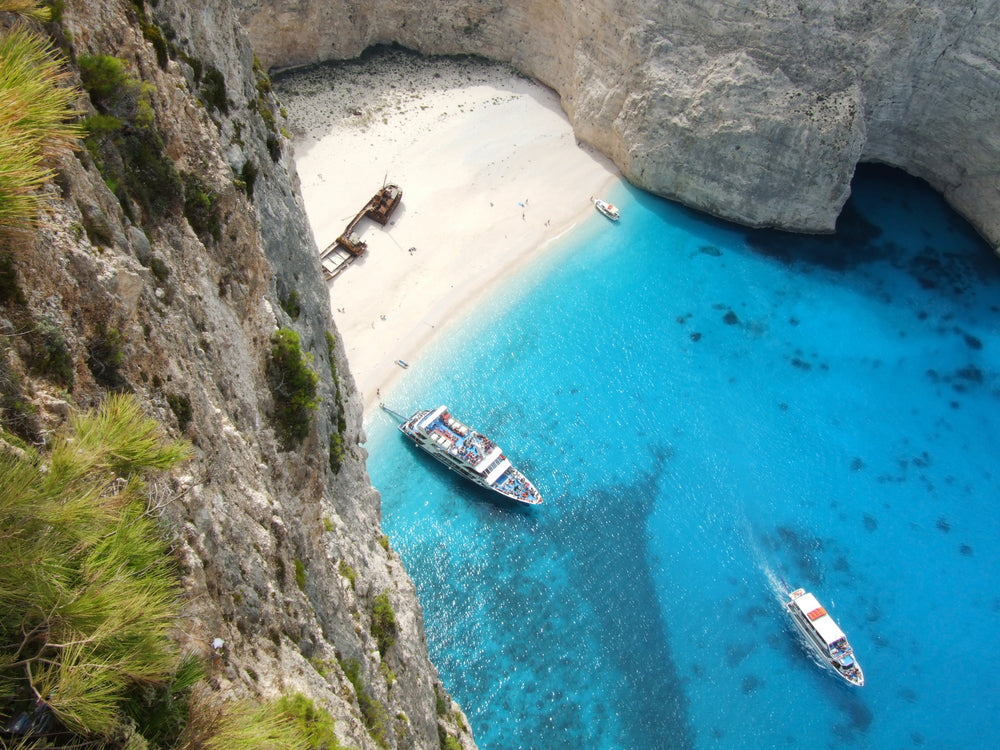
[320,184,402,279]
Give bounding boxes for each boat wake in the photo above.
[738,515,851,680]
[737,512,791,606]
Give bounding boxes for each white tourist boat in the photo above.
[390,405,543,505]
[593,197,620,221]
[786,588,864,686]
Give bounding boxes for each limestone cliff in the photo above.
[233,0,1000,251]
[0,1,473,747]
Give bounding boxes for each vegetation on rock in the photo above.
[200,64,229,115]
[1,0,52,22]
[371,591,398,657]
[182,173,222,245]
[86,325,127,391]
[326,331,346,473]
[339,656,390,749]
[180,691,306,750]
[78,52,182,223]
[0,13,82,228]
[0,395,345,748]
[338,559,357,589]
[0,394,190,741]
[0,252,25,305]
[294,557,307,591]
[238,159,258,200]
[280,288,301,320]
[275,693,344,750]
[0,4,474,748]
[0,345,41,446]
[29,316,73,387]
[268,327,320,447]
[166,392,193,431]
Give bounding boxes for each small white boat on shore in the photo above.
[593,197,620,221]
[388,405,543,505]
[786,587,864,686]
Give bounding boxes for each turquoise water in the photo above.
[365,165,1000,749]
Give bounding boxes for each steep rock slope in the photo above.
[1,0,473,747]
[234,0,1000,250]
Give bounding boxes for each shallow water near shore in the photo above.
[365,165,1000,749]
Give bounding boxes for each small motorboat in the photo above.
[593,197,620,221]
[394,359,409,369]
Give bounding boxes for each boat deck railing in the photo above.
[494,468,540,503]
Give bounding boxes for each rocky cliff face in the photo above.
[1,1,473,747]
[234,0,1000,251]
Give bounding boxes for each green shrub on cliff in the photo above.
[0,1,52,22]
[268,327,320,447]
[0,393,190,740]
[329,429,345,474]
[200,64,229,115]
[280,288,301,320]
[86,325,127,391]
[0,345,40,445]
[339,656,390,749]
[180,693,306,750]
[338,559,357,589]
[167,391,193,431]
[294,557,307,590]
[371,591,398,657]
[0,385,341,748]
[0,23,82,228]
[275,693,343,749]
[0,252,26,305]
[182,172,222,244]
[79,53,183,222]
[124,651,205,747]
[326,330,347,474]
[239,158,258,200]
[30,316,73,387]
[77,53,130,107]
[139,19,169,71]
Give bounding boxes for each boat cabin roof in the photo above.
[417,405,449,430]
[414,406,502,471]
[792,592,847,646]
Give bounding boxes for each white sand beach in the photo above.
[276,52,619,412]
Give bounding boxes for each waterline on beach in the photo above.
[274,50,618,410]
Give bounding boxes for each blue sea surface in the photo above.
[364,165,1000,749]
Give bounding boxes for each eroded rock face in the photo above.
[2,1,474,747]
[233,0,1000,249]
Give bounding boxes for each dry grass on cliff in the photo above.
[0,0,50,22]
[0,394,190,739]
[0,18,82,228]
[0,390,337,750]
